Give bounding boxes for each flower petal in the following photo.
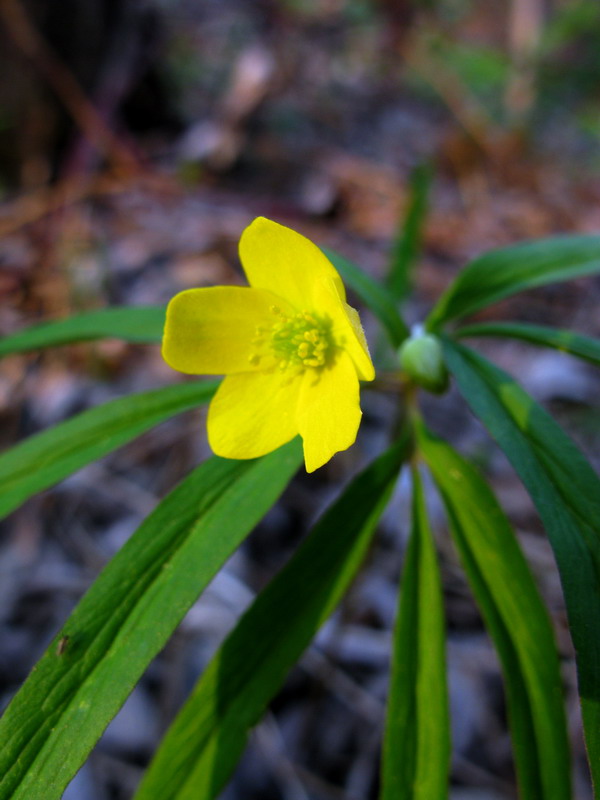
[296,350,362,472]
[342,301,376,381]
[208,369,301,459]
[310,278,375,381]
[239,217,347,309]
[162,286,291,375]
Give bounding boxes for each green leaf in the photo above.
[322,246,409,347]
[0,380,218,521]
[456,321,600,367]
[418,423,571,799]
[381,465,450,800]
[0,306,165,358]
[426,235,600,328]
[387,162,432,303]
[442,338,600,793]
[135,439,410,800]
[0,440,302,800]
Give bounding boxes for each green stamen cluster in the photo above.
[268,308,332,369]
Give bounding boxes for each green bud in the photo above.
[398,329,449,394]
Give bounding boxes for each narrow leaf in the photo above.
[456,321,600,367]
[387,162,432,302]
[0,306,165,358]
[443,338,600,792]
[135,439,410,800]
[418,423,571,799]
[381,465,450,800]
[426,235,600,328]
[0,440,302,800]
[322,246,409,346]
[0,380,218,521]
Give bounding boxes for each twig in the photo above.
[0,171,176,237]
[0,0,139,175]
[255,714,312,800]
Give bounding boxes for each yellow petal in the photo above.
[310,278,375,382]
[296,350,362,472]
[342,301,375,381]
[239,217,347,310]
[208,369,301,459]
[162,286,292,375]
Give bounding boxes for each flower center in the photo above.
[251,307,333,370]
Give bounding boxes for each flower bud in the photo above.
[398,329,449,394]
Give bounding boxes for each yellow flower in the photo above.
[162,217,375,472]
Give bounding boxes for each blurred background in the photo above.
[1,0,600,797]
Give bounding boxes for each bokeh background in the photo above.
[1,1,600,798]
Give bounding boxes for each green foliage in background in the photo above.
[1,218,600,799]
[409,0,600,143]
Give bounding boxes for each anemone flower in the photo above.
[162,217,375,472]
